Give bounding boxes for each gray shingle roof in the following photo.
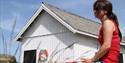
[15,2,125,45]
[43,3,100,36]
[43,3,125,44]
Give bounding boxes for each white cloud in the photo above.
[10,1,23,8]
[10,1,39,11]
[1,1,40,33]
[52,0,94,9]
[1,12,21,33]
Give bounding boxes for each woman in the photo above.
[81,0,122,63]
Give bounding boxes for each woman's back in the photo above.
[98,22,120,63]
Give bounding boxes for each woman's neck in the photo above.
[100,15,108,23]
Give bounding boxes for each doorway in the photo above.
[23,50,36,63]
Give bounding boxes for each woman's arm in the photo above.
[92,20,115,62]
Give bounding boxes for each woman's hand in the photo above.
[80,58,94,63]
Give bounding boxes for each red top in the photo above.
[98,22,120,63]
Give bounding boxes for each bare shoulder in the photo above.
[104,20,114,25]
[103,20,115,31]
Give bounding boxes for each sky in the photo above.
[0,0,125,62]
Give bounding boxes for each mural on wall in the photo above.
[38,49,48,63]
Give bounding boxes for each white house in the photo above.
[15,2,125,63]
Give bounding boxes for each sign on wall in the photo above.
[38,49,48,63]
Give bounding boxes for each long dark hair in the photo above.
[93,0,122,41]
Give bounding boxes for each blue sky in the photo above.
[0,0,125,62]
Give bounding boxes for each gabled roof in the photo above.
[44,3,100,36]
[15,2,125,46]
[15,2,99,41]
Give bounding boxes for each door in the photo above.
[23,50,36,63]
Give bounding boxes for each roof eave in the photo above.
[75,30,98,38]
[15,5,44,41]
[120,42,125,46]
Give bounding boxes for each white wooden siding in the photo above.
[20,11,125,63]
[20,14,99,62]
